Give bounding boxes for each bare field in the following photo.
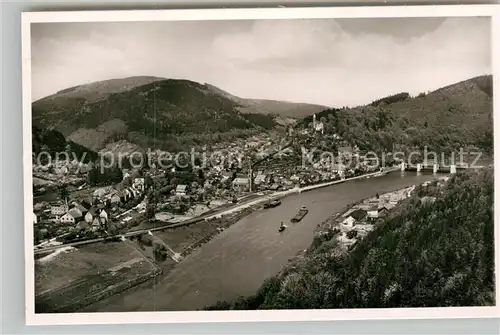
[34,241,160,312]
[154,220,227,253]
[36,258,159,313]
[35,242,141,293]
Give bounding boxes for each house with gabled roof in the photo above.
[110,193,121,204]
[68,207,83,220]
[133,178,145,192]
[60,212,75,225]
[71,201,88,214]
[349,209,368,221]
[99,209,108,221]
[91,217,103,232]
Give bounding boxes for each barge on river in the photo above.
[263,199,282,209]
[291,206,308,223]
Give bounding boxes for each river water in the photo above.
[84,171,441,312]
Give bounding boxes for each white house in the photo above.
[122,188,132,201]
[91,217,103,232]
[99,209,108,221]
[314,121,324,134]
[367,210,379,219]
[128,187,139,198]
[133,178,145,192]
[60,212,75,224]
[136,202,147,212]
[232,177,249,192]
[176,185,187,197]
[254,174,266,185]
[331,163,346,174]
[342,216,356,227]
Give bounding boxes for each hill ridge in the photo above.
[33,76,325,151]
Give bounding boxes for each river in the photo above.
[83,171,442,312]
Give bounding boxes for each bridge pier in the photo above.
[416,164,422,172]
[450,165,457,174]
[400,162,406,171]
[433,164,439,174]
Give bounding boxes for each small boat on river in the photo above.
[291,206,308,223]
[263,199,282,209]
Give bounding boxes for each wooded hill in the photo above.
[32,126,98,164]
[299,75,493,155]
[32,77,325,152]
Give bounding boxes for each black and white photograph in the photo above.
[23,6,499,324]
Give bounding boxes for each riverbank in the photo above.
[270,185,415,280]
[275,176,453,280]
[200,169,397,222]
[205,169,494,311]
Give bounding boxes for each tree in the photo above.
[59,185,69,201]
[81,200,91,209]
[145,175,154,190]
[146,203,155,220]
[153,242,168,261]
[198,168,205,182]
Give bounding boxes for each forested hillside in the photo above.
[32,77,325,152]
[207,169,495,310]
[32,126,98,163]
[300,75,493,155]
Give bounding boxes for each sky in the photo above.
[31,17,491,107]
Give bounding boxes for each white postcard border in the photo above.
[22,4,500,326]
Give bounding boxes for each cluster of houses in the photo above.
[33,177,148,240]
[92,177,145,205]
[341,206,392,228]
[341,187,414,230]
[32,159,92,176]
[40,200,109,233]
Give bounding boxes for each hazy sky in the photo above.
[31,17,491,106]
